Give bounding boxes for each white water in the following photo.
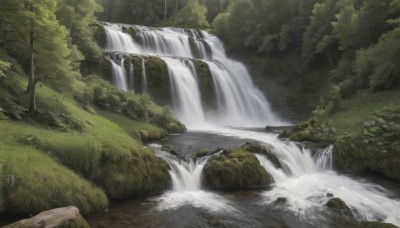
[141,58,147,93]
[197,127,400,226]
[152,147,238,213]
[102,23,283,127]
[129,62,134,91]
[162,57,207,127]
[107,56,128,91]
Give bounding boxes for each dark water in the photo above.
[86,130,400,228]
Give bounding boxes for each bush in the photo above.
[355,39,400,91]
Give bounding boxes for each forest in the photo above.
[0,0,399,227]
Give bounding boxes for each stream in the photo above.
[87,127,400,228]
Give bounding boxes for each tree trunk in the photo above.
[164,0,167,20]
[175,0,178,21]
[28,31,37,114]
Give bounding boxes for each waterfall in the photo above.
[107,56,128,91]
[104,24,141,53]
[152,146,237,213]
[162,57,206,127]
[129,62,134,91]
[102,23,284,127]
[141,58,147,93]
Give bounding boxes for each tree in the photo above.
[0,60,11,78]
[302,0,338,65]
[0,0,77,113]
[174,0,210,28]
[56,0,103,59]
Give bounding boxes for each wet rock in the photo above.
[276,197,287,203]
[326,197,352,215]
[5,206,89,228]
[203,148,271,190]
[265,126,291,134]
[241,141,281,169]
[355,221,397,228]
[327,193,334,197]
[162,145,180,157]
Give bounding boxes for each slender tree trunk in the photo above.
[28,31,37,114]
[164,0,167,20]
[175,0,178,21]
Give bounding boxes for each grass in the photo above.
[0,141,108,215]
[0,51,172,215]
[323,89,400,136]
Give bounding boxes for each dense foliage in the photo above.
[96,0,232,28]
[213,0,400,102]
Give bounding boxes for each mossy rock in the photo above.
[326,197,352,215]
[203,148,271,190]
[240,141,281,169]
[193,148,210,160]
[139,129,166,141]
[192,59,217,111]
[355,221,397,228]
[100,148,170,199]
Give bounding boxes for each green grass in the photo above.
[0,52,172,214]
[323,89,400,136]
[0,140,108,215]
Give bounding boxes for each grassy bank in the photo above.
[0,51,180,215]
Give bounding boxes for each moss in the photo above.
[192,59,217,111]
[240,142,281,169]
[192,148,210,160]
[326,198,350,210]
[203,148,271,190]
[100,148,170,199]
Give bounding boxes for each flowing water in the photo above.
[88,23,400,227]
[102,23,283,127]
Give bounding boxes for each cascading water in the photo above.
[101,22,400,227]
[141,58,147,93]
[150,145,237,213]
[107,55,128,91]
[162,57,206,127]
[102,23,283,128]
[202,127,400,226]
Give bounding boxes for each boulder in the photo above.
[240,141,281,169]
[326,197,352,215]
[5,206,89,228]
[276,197,287,203]
[203,148,271,190]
